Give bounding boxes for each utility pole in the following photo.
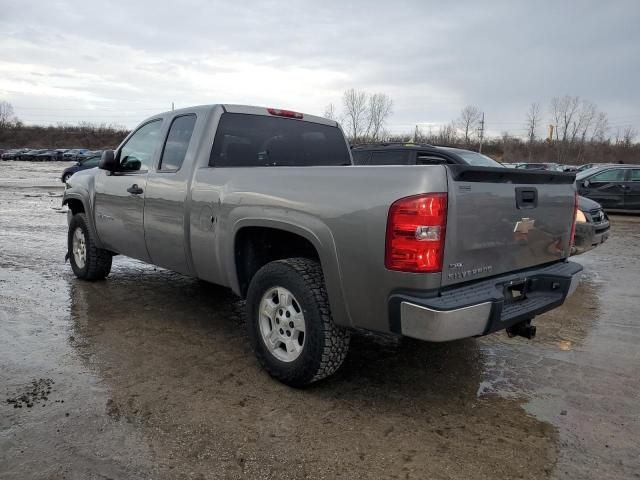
[478,112,485,153]
[171,102,174,111]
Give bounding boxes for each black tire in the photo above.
[68,213,112,280]
[246,257,350,387]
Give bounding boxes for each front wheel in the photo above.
[68,213,112,280]
[246,258,350,387]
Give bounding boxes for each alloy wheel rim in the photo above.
[72,227,87,269]
[258,286,306,362]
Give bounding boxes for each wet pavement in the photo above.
[1,161,639,480]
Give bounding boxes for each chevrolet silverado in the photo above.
[63,104,582,386]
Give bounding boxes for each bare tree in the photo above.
[590,112,609,143]
[525,102,541,144]
[573,100,597,145]
[435,122,458,145]
[622,126,637,147]
[365,93,393,141]
[550,95,581,143]
[525,102,541,160]
[456,105,481,144]
[0,100,15,129]
[342,89,368,141]
[550,95,581,162]
[323,103,337,121]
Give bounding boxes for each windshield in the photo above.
[576,167,602,180]
[440,148,503,167]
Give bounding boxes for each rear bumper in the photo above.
[389,261,583,342]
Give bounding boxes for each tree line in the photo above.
[396,95,638,165]
[0,101,128,150]
[325,91,637,165]
[1,95,637,165]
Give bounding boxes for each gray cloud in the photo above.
[0,0,638,135]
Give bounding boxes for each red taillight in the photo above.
[385,193,448,273]
[570,191,578,246]
[267,108,303,119]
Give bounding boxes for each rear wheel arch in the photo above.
[231,222,352,329]
[233,225,321,297]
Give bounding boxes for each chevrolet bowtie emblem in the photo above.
[514,217,535,234]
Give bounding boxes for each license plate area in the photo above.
[504,279,527,303]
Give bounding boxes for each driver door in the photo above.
[94,119,164,261]
[578,168,626,209]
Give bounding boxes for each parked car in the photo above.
[576,163,614,172]
[54,149,69,161]
[516,162,564,171]
[77,150,102,161]
[576,164,640,212]
[61,155,102,183]
[573,196,610,254]
[63,104,581,386]
[1,148,28,160]
[352,143,608,256]
[350,143,503,167]
[34,149,59,161]
[20,149,48,161]
[63,149,90,161]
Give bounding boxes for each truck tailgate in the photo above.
[441,165,577,287]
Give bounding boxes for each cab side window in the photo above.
[159,114,196,172]
[119,119,163,172]
[369,151,412,165]
[351,150,370,165]
[417,153,451,165]
[628,169,640,182]
[589,169,626,183]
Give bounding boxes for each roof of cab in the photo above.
[140,104,338,127]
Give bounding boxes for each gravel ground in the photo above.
[1,161,639,480]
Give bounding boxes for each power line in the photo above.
[478,112,485,153]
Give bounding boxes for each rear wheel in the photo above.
[68,213,112,280]
[246,258,350,387]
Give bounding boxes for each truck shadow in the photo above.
[67,262,560,479]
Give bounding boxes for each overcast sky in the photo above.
[1,0,639,137]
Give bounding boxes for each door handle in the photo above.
[127,184,144,195]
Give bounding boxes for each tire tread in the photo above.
[247,257,350,386]
[69,213,112,280]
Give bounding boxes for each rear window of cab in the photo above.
[209,113,350,167]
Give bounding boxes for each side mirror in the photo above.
[99,150,118,172]
[582,180,590,188]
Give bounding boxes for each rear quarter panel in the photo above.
[190,165,449,332]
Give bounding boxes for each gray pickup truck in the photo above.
[63,104,582,386]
